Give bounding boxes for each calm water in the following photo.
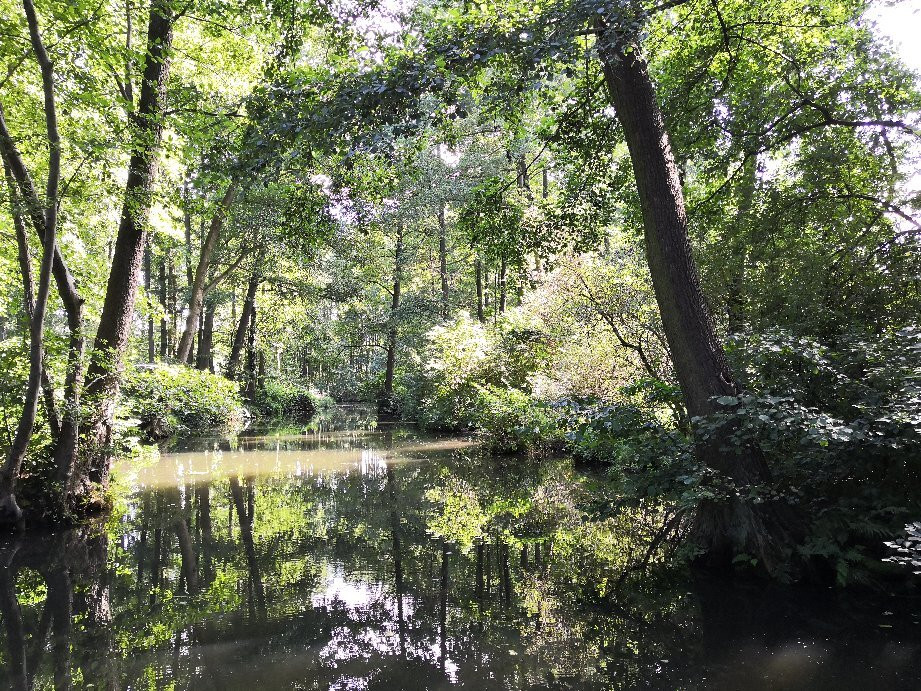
[1,407,920,689]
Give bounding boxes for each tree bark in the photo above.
[0,0,60,524]
[598,35,795,573]
[175,181,238,362]
[82,0,175,495]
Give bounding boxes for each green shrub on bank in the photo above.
[470,385,563,453]
[255,379,333,422]
[123,364,244,440]
[410,313,560,453]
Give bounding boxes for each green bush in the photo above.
[255,379,333,422]
[469,384,563,454]
[123,364,245,440]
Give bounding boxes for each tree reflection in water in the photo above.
[0,420,919,689]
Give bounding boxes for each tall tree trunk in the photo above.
[144,240,155,362]
[475,257,484,322]
[83,0,175,496]
[159,255,168,357]
[0,0,60,524]
[196,300,215,372]
[498,257,507,314]
[244,303,257,401]
[598,35,795,573]
[437,204,449,320]
[381,223,403,410]
[175,181,238,362]
[226,254,262,380]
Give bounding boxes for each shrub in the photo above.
[123,364,244,440]
[470,385,563,454]
[255,379,333,422]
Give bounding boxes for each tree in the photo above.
[82,0,176,496]
[0,0,60,523]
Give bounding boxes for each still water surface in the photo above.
[1,408,920,689]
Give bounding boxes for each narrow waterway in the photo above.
[1,407,919,689]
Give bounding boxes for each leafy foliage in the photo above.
[123,364,245,440]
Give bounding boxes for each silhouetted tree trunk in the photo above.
[196,484,213,583]
[83,0,175,496]
[196,301,215,372]
[439,541,450,669]
[46,565,72,691]
[5,162,58,438]
[2,98,85,508]
[598,33,795,573]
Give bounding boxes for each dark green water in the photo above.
[1,409,920,689]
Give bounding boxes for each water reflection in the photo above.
[1,417,920,689]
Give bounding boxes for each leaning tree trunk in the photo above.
[597,35,796,574]
[82,0,174,497]
[175,181,239,362]
[0,0,60,524]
